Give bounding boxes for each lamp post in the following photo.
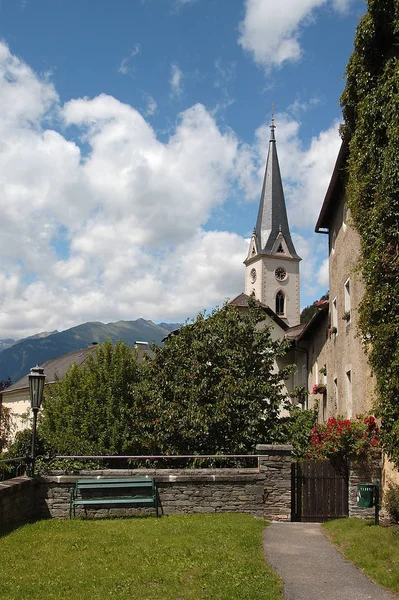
[28,365,45,477]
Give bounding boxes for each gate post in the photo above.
[257,444,293,521]
[348,454,382,519]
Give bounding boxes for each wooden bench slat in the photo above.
[69,477,158,518]
[72,498,155,505]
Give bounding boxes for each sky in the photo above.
[0,0,366,341]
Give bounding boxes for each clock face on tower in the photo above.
[275,267,287,281]
[250,268,257,284]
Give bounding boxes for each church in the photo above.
[229,117,307,404]
[231,118,377,430]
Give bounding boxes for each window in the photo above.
[276,243,284,253]
[332,297,338,330]
[334,377,338,411]
[343,204,349,230]
[344,278,351,322]
[276,291,285,316]
[331,230,336,254]
[346,369,352,418]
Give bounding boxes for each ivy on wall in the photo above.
[340,0,399,466]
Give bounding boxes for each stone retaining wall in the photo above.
[0,445,295,528]
[38,469,268,519]
[0,477,38,529]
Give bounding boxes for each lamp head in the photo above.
[28,365,45,410]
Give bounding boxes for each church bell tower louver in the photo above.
[244,116,301,326]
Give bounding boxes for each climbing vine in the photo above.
[340,0,399,466]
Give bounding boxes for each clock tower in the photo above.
[244,118,301,326]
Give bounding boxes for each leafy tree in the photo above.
[279,405,318,459]
[136,298,295,456]
[38,301,296,462]
[0,404,14,452]
[340,0,399,466]
[0,377,12,391]
[40,340,142,455]
[300,293,329,324]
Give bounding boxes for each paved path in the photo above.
[264,523,397,600]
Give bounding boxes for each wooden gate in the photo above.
[291,460,348,522]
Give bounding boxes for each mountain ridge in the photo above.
[0,319,181,384]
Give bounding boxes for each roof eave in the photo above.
[315,141,348,233]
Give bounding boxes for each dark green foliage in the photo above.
[138,299,295,456]
[340,0,399,466]
[37,301,295,461]
[300,293,329,324]
[278,406,318,459]
[40,340,142,456]
[0,405,14,452]
[0,377,12,391]
[385,483,399,523]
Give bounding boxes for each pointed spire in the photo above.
[270,103,276,142]
[254,112,300,259]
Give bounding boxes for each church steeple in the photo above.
[254,118,299,259]
[244,114,301,326]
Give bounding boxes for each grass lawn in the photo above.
[0,514,282,600]
[323,518,399,595]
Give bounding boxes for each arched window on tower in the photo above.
[276,291,285,316]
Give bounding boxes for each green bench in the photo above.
[69,477,158,518]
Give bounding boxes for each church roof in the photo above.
[255,121,300,259]
[315,142,348,232]
[228,293,289,330]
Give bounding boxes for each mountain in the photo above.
[0,339,16,353]
[0,319,181,384]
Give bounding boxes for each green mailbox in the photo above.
[357,483,374,508]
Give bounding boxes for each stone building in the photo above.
[309,143,376,420]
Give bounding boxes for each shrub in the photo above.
[385,483,399,524]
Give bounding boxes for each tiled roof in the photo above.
[228,293,289,330]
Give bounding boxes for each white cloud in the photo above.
[117,44,141,76]
[170,63,183,97]
[0,41,338,341]
[143,94,157,116]
[0,42,249,339]
[317,258,329,287]
[238,0,358,70]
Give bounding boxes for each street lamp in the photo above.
[28,365,45,477]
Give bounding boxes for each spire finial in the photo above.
[270,103,276,141]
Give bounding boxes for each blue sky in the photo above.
[0,0,366,339]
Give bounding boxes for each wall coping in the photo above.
[41,468,265,484]
[256,444,293,455]
[0,476,36,492]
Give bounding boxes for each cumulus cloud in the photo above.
[0,42,248,339]
[0,41,337,340]
[238,0,358,70]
